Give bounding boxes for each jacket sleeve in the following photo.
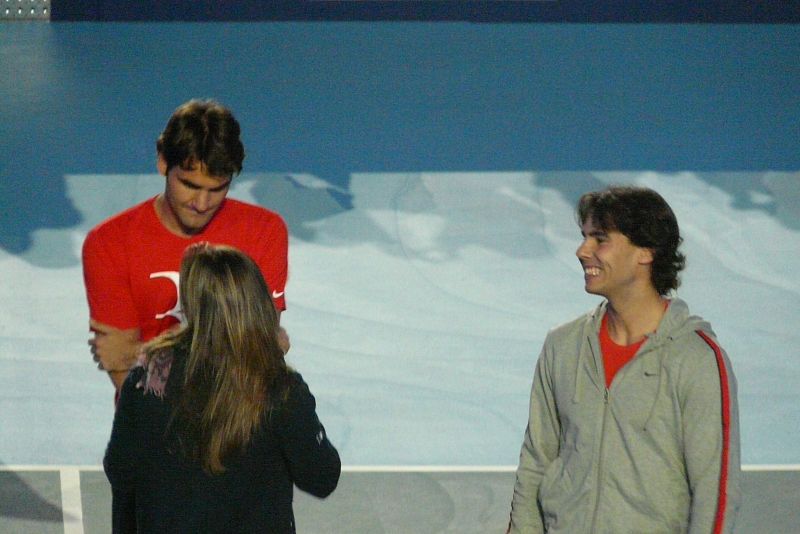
[682,332,741,534]
[509,342,562,534]
[103,369,144,533]
[276,375,341,498]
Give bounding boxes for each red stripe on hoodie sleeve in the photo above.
[696,330,731,534]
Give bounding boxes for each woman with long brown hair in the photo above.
[104,243,340,533]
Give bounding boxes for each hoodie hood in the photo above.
[587,297,715,349]
[649,297,715,348]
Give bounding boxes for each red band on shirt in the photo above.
[696,330,731,534]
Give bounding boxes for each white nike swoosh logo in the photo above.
[272,290,285,299]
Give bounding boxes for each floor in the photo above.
[2,467,799,533]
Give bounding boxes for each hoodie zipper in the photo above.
[589,387,610,533]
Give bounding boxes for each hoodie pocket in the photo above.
[538,450,575,528]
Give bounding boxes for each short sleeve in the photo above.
[82,227,139,329]
[255,214,288,312]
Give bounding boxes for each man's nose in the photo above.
[192,191,211,212]
[576,239,592,259]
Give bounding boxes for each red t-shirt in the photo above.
[82,196,288,342]
[599,312,646,389]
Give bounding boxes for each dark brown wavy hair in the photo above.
[577,185,686,296]
[156,99,245,178]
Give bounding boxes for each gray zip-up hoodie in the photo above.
[509,298,741,534]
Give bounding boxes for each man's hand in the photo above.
[89,320,141,390]
[278,326,291,355]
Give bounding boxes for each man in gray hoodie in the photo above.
[509,185,740,533]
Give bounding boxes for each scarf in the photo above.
[136,349,173,398]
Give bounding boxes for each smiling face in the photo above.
[576,217,653,302]
[156,155,231,237]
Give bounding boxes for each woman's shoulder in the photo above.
[286,370,306,386]
[115,365,149,413]
[271,371,316,414]
[284,370,310,399]
[121,365,147,394]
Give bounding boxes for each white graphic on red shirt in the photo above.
[149,271,185,323]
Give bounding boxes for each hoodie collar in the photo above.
[588,297,713,348]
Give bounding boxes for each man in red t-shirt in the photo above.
[82,99,289,392]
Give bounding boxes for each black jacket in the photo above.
[104,366,341,533]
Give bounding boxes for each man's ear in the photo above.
[156,153,168,177]
[638,247,655,266]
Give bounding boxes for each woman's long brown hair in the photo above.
[145,243,289,474]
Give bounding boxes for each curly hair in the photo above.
[577,185,686,296]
